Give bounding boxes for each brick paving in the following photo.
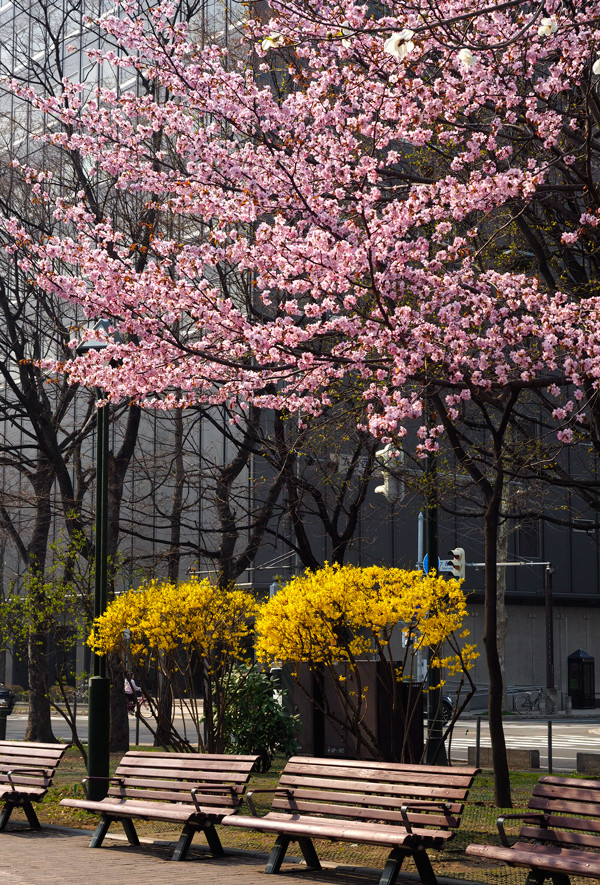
[0,825,478,885]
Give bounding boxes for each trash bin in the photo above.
[568,649,595,709]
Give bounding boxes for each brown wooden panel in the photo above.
[533,783,600,804]
[520,826,600,850]
[269,796,456,828]
[542,814,600,835]
[278,775,469,803]
[286,756,478,776]
[107,787,239,807]
[119,752,257,770]
[225,811,452,848]
[529,797,600,817]
[269,785,463,814]
[282,757,477,786]
[539,776,600,791]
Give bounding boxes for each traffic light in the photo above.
[449,547,465,580]
[374,444,402,504]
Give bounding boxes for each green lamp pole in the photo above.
[78,320,114,800]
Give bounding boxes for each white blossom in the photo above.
[457,48,477,70]
[538,17,558,38]
[341,21,353,49]
[383,30,415,62]
[593,56,600,76]
[261,33,285,51]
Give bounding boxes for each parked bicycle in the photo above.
[514,687,555,715]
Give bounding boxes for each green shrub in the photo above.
[221,666,300,772]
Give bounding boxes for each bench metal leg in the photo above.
[121,818,139,846]
[90,816,113,848]
[265,835,290,874]
[298,838,321,871]
[379,848,406,885]
[0,803,14,832]
[172,824,196,862]
[203,821,224,858]
[22,802,41,830]
[411,847,438,885]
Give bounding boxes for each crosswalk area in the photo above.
[445,720,600,770]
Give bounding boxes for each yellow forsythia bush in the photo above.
[255,562,477,674]
[88,577,259,751]
[255,563,477,762]
[89,577,258,661]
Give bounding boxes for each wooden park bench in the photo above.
[60,750,259,861]
[0,740,69,831]
[221,755,479,885]
[466,774,600,885]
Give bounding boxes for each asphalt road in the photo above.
[4,708,600,771]
[3,708,159,746]
[446,717,600,770]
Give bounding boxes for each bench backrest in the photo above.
[271,756,479,832]
[108,751,259,811]
[0,740,68,793]
[520,775,600,850]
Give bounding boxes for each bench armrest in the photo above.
[245,787,292,817]
[7,768,51,789]
[190,784,237,812]
[497,813,548,847]
[399,801,451,833]
[81,776,118,799]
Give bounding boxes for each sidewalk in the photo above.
[0,825,477,885]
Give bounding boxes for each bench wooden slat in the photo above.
[468,842,600,877]
[282,756,477,776]
[226,811,453,847]
[59,750,259,862]
[270,785,464,812]
[64,797,235,822]
[278,773,470,801]
[542,814,600,835]
[107,787,240,807]
[269,796,458,828]
[520,826,600,850]
[281,757,475,786]
[529,796,600,817]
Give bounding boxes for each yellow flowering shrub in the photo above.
[255,563,477,761]
[89,577,258,751]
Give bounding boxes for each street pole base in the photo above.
[87,676,110,800]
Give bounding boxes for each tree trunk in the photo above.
[497,506,510,712]
[25,465,56,743]
[484,493,512,807]
[107,653,129,752]
[25,628,55,742]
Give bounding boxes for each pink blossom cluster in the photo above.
[4,0,600,449]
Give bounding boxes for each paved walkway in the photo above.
[0,825,476,885]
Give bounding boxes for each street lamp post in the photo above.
[87,395,110,800]
[78,320,115,801]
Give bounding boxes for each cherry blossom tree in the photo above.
[5,0,600,801]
